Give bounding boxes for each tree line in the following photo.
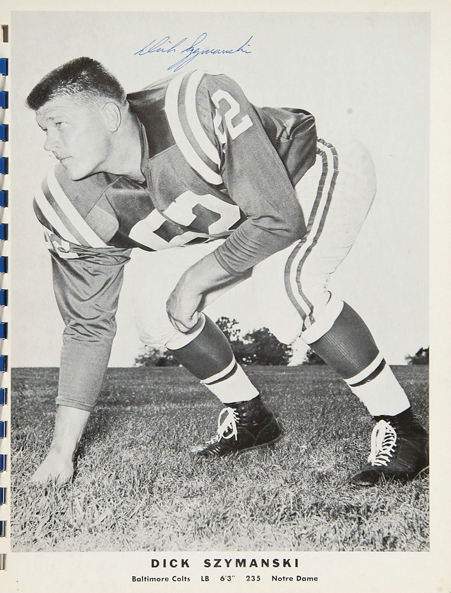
[134,316,429,367]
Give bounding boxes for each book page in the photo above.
[0,2,450,592]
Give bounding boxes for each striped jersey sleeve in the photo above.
[50,245,131,411]
[34,167,109,248]
[168,71,307,274]
[34,169,132,411]
[163,69,223,187]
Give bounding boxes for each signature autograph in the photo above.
[134,33,253,71]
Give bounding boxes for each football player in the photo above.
[27,57,428,487]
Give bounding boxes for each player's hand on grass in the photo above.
[31,448,74,486]
[30,406,90,487]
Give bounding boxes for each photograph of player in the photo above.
[9,11,432,561]
[25,54,427,487]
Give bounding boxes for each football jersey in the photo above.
[33,71,317,410]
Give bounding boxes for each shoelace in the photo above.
[368,419,397,466]
[215,407,239,441]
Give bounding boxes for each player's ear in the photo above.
[101,101,122,133]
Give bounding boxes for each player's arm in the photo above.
[166,252,240,332]
[31,229,130,484]
[33,166,131,410]
[204,73,308,275]
[167,73,309,330]
[48,239,131,411]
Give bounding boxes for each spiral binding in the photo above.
[0,23,8,574]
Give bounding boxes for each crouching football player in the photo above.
[28,58,428,487]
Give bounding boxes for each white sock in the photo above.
[201,358,259,404]
[346,362,410,416]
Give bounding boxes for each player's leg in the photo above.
[131,245,281,456]
[303,303,428,485]
[169,314,281,456]
[297,138,427,485]
[255,136,427,484]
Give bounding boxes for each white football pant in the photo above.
[129,134,377,350]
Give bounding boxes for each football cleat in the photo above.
[192,395,282,457]
[351,408,428,486]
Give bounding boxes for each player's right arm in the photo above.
[31,228,131,485]
[34,166,132,411]
[47,235,131,411]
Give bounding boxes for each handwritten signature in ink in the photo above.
[134,33,253,71]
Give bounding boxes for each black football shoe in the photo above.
[192,395,282,457]
[350,408,428,486]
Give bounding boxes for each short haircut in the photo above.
[26,57,126,110]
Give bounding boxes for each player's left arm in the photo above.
[167,73,307,331]
[207,74,307,274]
[166,251,240,332]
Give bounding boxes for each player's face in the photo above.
[36,95,113,180]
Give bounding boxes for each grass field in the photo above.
[11,365,429,552]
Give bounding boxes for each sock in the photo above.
[169,314,259,404]
[305,301,410,416]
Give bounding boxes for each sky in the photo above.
[10,11,429,366]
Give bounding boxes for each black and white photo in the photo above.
[1,5,448,592]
